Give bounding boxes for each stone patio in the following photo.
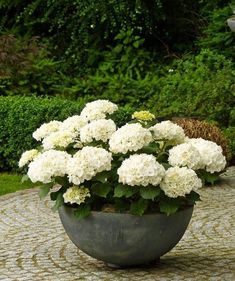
[0,167,235,281]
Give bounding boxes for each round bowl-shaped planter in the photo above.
[59,206,193,267]
[227,17,235,32]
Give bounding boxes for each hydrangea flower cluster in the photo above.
[20,100,226,218]
[60,115,87,133]
[132,111,155,121]
[63,186,91,205]
[169,138,226,173]
[109,123,152,154]
[80,119,116,143]
[168,143,202,170]
[160,167,202,198]
[67,147,112,185]
[42,130,77,150]
[150,121,185,145]
[19,149,40,168]
[33,121,62,141]
[27,150,71,183]
[80,99,118,121]
[118,154,165,186]
[187,138,226,173]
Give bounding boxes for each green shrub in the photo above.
[147,49,235,128]
[223,127,235,164]
[198,6,235,61]
[0,96,84,171]
[0,96,133,171]
[0,34,66,96]
[0,0,207,73]
[66,49,235,128]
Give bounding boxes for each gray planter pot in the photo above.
[227,17,235,32]
[59,206,193,267]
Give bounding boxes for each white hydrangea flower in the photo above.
[150,121,185,144]
[19,149,40,168]
[80,119,116,143]
[60,115,87,134]
[117,154,165,186]
[63,186,91,205]
[67,146,112,185]
[27,150,71,183]
[160,167,202,198]
[33,121,62,141]
[80,100,118,121]
[168,143,202,170]
[109,123,153,154]
[187,138,226,173]
[42,130,77,150]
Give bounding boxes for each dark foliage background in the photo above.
[0,0,235,170]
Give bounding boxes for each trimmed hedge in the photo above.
[0,96,133,171]
[0,96,81,171]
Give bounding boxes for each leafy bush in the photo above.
[198,6,235,61]
[223,127,235,164]
[0,34,66,96]
[0,96,83,171]
[0,0,207,73]
[146,50,235,127]
[97,29,153,78]
[66,50,235,127]
[0,96,133,171]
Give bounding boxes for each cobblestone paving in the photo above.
[0,168,235,281]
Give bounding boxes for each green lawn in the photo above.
[0,173,35,196]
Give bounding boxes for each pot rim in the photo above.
[227,17,235,21]
[61,204,194,217]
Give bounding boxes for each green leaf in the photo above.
[159,199,181,216]
[140,142,159,154]
[161,163,171,170]
[38,183,53,200]
[50,190,60,201]
[91,182,111,198]
[133,41,140,48]
[51,193,64,212]
[130,199,148,216]
[54,176,70,188]
[186,191,201,204]
[140,187,161,200]
[114,44,123,53]
[204,173,220,185]
[108,168,118,181]
[92,171,109,183]
[73,204,91,220]
[114,184,137,198]
[21,174,30,183]
[50,186,66,201]
[197,170,220,186]
[114,198,129,212]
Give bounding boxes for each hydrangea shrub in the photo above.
[20,100,226,218]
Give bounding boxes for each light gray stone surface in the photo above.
[0,167,235,281]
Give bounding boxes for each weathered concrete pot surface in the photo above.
[227,17,235,32]
[59,206,193,267]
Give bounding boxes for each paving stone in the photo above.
[0,167,235,281]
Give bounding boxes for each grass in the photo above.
[0,173,35,196]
